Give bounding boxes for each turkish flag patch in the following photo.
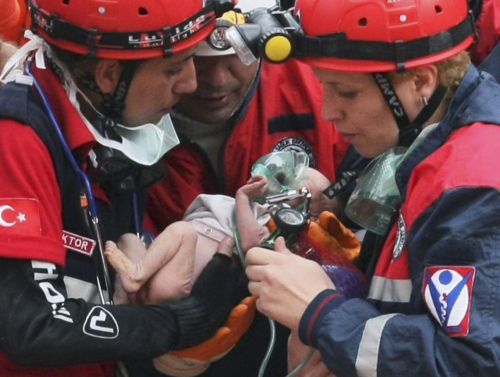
[423,266,475,337]
[0,198,41,236]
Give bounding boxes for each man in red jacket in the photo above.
[146,2,350,234]
[143,1,353,377]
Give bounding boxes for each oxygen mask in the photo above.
[345,147,407,235]
[250,151,309,203]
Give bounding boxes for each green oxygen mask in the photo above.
[345,147,407,235]
[250,151,309,203]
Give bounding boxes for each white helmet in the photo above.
[236,0,276,12]
[196,0,277,56]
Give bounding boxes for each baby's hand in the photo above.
[237,175,268,199]
[246,175,267,185]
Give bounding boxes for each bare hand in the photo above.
[245,237,335,332]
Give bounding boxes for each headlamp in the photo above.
[207,10,246,51]
[208,24,232,51]
[226,7,295,64]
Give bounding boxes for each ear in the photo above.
[413,65,438,100]
[93,59,123,94]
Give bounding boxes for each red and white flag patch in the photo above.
[423,266,475,337]
[0,198,41,236]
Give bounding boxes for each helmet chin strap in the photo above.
[372,73,448,148]
[75,60,141,122]
[73,62,167,192]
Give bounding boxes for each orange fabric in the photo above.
[1,0,29,44]
[0,0,20,41]
[168,296,256,361]
[307,211,361,263]
[267,218,278,233]
[18,0,31,45]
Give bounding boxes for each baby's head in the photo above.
[249,151,339,218]
[296,168,339,218]
[250,151,309,199]
[249,151,340,217]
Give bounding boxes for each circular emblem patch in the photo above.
[272,137,316,167]
[392,210,406,260]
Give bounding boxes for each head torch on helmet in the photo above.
[206,10,246,52]
[225,6,298,65]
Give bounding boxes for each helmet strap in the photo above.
[101,60,141,121]
[372,73,447,148]
[75,60,141,122]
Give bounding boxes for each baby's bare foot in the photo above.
[105,241,142,294]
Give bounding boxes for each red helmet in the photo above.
[293,0,475,72]
[30,0,235,60]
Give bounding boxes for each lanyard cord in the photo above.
[26,61,114,305]
[232,209,315,377]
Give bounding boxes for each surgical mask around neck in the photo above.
[89,113,180,166]
[56,54,180,166]
[345,147,407,235]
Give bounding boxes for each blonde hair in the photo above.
[435,51,470,101]
[390,51,470,102]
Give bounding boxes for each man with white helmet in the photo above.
[146,0,351,232]
[141,1,356,376]
[0,0,246,376]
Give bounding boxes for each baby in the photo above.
[105,166,336,305]
[105,174,271,305]
[105,162,358,377]
[104,174,276,376]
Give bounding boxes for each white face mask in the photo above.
[61,56,180,167]
[93,114,180,166]
[1,31,180,167]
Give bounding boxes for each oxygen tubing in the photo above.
[232,210,315,377]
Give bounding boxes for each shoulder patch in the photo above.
[392,211,407,261]
[83,306,119,339]
[273,137,316,167]
[0,198,41,236]
[423,266,475,337]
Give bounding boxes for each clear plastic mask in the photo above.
[250,151,309,200]
[345,147,407,235]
